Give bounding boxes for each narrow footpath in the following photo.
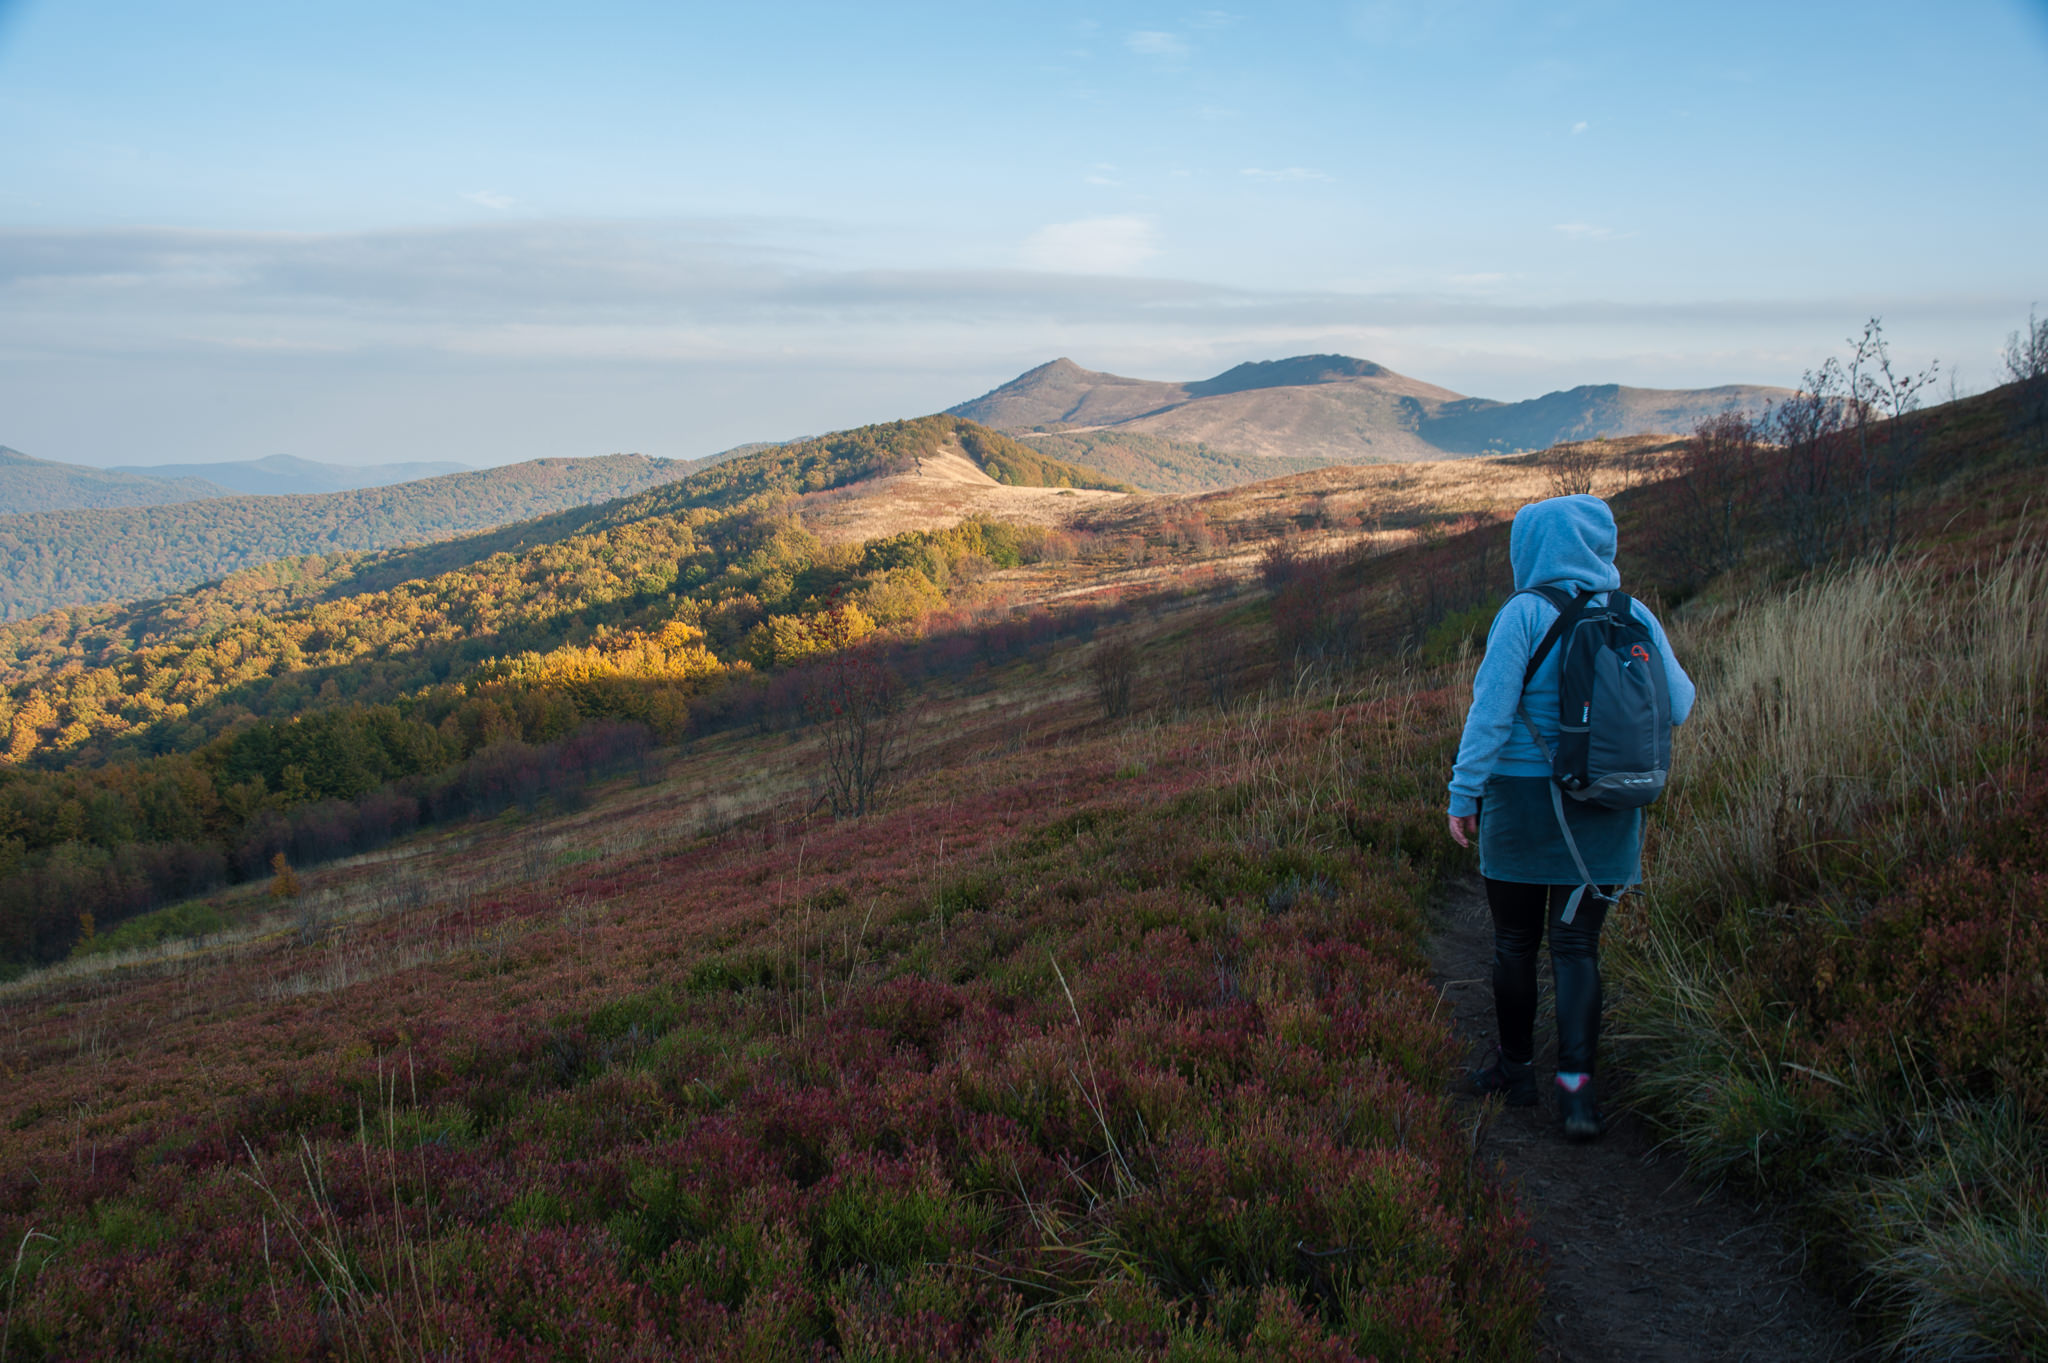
[1431,878,1856,1362]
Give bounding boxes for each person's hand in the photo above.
[1447,813,1478,848]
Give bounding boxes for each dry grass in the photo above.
[1614,542,2048,1358]
[1650,545,2048,910]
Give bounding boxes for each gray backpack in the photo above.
[1515,585,1673,921]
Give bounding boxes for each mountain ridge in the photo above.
[951,354,1792,471]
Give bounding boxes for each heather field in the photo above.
[0,645,1540,1359]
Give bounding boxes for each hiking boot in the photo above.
[1472,1048,1538,1106]
[1557,1075,1602,1141]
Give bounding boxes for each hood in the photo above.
[1509,495,1622,594]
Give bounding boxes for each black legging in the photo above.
[1485,877,1613,1075]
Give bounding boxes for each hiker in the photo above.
[1445,495,1695,1139]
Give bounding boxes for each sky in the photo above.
[1,0,2044,469]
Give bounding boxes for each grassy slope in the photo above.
[0,618,1539,1359]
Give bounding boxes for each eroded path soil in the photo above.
[1431,877,1855,1362]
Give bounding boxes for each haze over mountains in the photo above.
[1,449,480,516]
[950,355,1794,465]
[110,453,472,497]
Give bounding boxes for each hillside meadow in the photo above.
[0,622,1544,1359]
[0,369,2044,1357]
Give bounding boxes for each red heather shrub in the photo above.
[1787,749,2048,1120]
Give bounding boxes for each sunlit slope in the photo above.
[0,417,1122,766]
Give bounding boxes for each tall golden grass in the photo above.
[1615,543,2048,1357]
[1651,544,2046,909]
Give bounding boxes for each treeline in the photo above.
[953,423,1132,490]
[1020,429,1339,493]
[0,454,695,621]
[0,717,658,965]
[660,414,1124,510]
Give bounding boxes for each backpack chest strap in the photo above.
[1517,585,1598,690]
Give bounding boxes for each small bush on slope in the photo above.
[0,678,1537,1359]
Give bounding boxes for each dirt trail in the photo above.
[1431,877,1854,1362]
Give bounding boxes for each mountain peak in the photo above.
[1186,354,1391,397]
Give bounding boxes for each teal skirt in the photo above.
[1478,775,1642,885]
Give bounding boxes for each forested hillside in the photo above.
[0,416,1118,961]
[0,454,695,620]
[0,446,231,514]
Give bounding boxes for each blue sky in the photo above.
[2,0,2044,467]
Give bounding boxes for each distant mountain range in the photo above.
[2,449,481,515]
[110,452,473,496]
[948,355,1793,472]
[0,454,694,620]
[1,446,234,514]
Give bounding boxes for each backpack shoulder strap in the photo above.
[1517,585,1595,689]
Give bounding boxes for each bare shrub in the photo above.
[1665,413,1766,585]
[1257,536,1307,592]
[2004,306,2048,453]
[1768,319,1938,567]
[1540,441,1605,497]
[1174,628,1245,712]
[804,649,909,819]
[1089,638,1138,720]
[1617,441,1664,490]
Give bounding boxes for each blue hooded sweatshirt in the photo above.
[1446,495,1696,817]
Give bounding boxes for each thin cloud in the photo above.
[1018,215,1159,275]
[1553,222,1618,240]
[1125,30,1190,58]
[462,190,518,210]
[1191,9,1239,28]
[1571,120,1588,134]
[1240,167,1333,183]
[0,221,2015,367]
